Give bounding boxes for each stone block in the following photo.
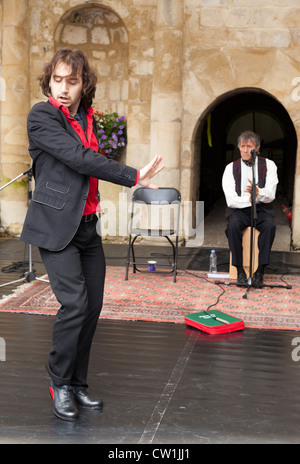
[62,25,87,45]
[150,121,181,168]
[92,26,110,45]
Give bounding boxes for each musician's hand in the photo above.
[138,155,164,190]
[245,180,258,202]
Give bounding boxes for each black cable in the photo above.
[280,275,293,288]
[184,269,228,323]
[1,261,29,273]
[0,223,19,239]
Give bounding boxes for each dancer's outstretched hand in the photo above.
[138,155,164,190]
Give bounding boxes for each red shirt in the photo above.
[49,96,100,216]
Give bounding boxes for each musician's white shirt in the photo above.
[222,158,278,209]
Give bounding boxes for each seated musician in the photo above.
[222,131,278,287]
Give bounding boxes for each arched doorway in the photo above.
[54,3,129,117]
[194,88,297,220]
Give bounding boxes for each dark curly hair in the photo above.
[38,48,97,109]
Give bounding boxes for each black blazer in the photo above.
[21,101,138,251]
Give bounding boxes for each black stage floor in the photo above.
[1,313,300,444]
[1,238,300,445]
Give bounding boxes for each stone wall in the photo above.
[1,0,300,246]
[0,0,30,234]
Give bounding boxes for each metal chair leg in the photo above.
[125,234,132,280]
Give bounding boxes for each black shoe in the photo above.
[72,389,103,410]
[49,383,79,422]
[237,270,247,285]
[253,271,264,288]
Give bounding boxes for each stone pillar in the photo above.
[0,0,30,234]
[149,0,183,189]
[292,157,300,248]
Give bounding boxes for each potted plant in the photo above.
[94,110,127,159]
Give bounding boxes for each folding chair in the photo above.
[125,187,181,282]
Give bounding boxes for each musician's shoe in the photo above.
[253,271,264,288]
[237,270,247,285]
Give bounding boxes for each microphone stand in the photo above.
[0,168,32,192]
[242,151,258,299]
[0,168,49,288]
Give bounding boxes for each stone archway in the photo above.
[192,88,297,249]
[54,3,129,119]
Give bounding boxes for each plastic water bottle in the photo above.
[209,249,217,273]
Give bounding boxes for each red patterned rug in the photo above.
[0,267,298,331]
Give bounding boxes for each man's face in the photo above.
[238,138,260,162]
[49,61,83,116]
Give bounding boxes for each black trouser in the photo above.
[226,206,276,268]
[39,215,106,388]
